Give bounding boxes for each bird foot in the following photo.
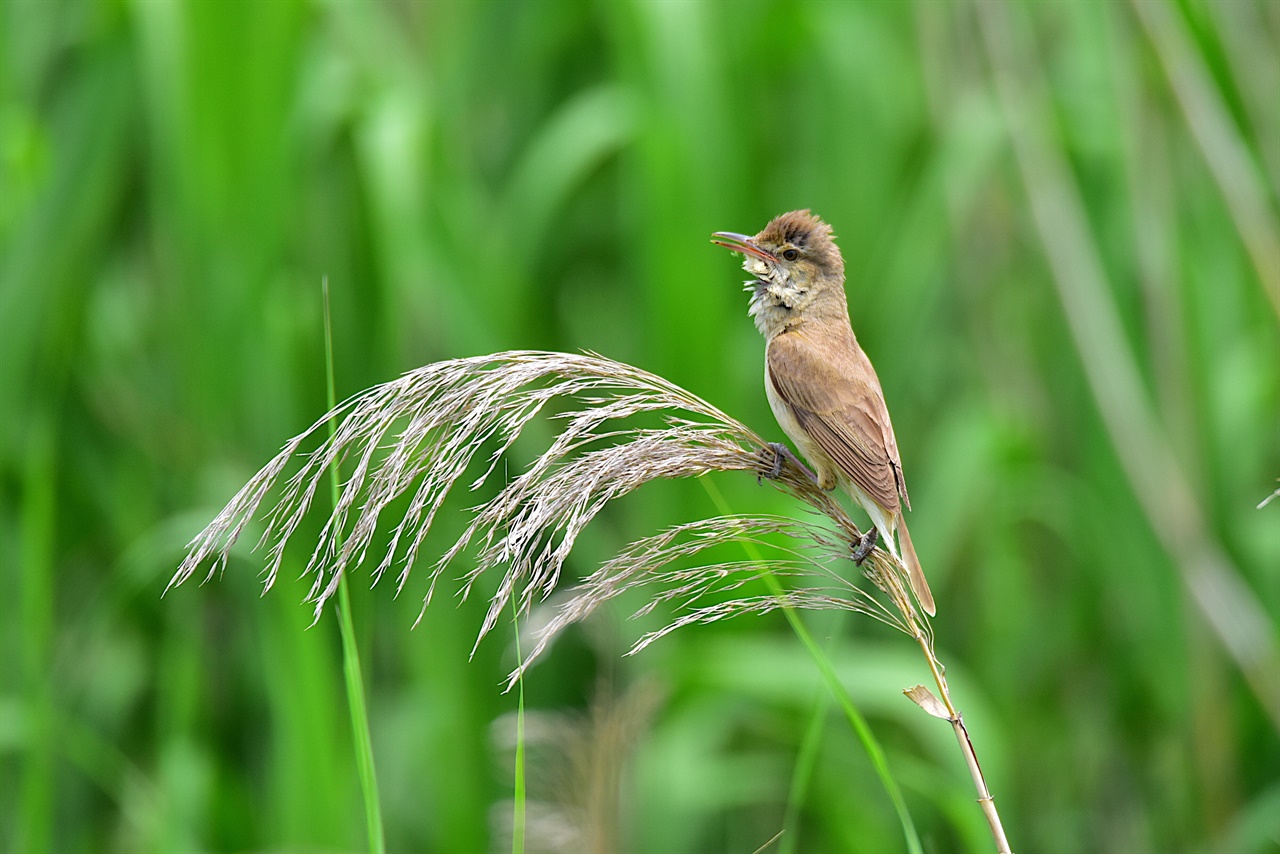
[757,443,786,484]
[851,527,879,565]
[757,442,818,485]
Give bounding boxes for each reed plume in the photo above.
[170,350,917,655]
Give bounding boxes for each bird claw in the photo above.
[757,441,820,486]
[851,527,879,564]
[757,442,788,484]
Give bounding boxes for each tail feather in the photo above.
[896,516,936,616]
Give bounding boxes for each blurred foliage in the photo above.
[2,0,1278,851]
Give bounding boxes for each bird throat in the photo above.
[746,275,807,339]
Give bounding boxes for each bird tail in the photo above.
[896,517,936,616]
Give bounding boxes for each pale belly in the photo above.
[763,362,834,485]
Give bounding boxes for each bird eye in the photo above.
[782,248,799,261]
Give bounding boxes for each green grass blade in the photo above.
[778,627,837,854]
[323,278,387,854]
[510,602,527,854]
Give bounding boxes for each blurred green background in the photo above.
[2,0,1278,851]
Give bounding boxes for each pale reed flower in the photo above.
[170,350,929,681]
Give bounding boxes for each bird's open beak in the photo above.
[711,231,776,263]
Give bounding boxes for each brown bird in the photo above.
[712,210,936,616]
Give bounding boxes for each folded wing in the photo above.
[767,328,909,515]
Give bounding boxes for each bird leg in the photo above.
[851,527,879,565]
[757,442,817,485]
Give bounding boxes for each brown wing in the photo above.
[767,328,910,513]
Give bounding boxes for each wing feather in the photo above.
[767,329,909,514]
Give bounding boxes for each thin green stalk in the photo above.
[778,616,842,854]
[698,477,922,854]
[322,278,386,854]
[17,417,56,854]
[510,602,527,854]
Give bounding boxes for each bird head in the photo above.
[712,210,847,338]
